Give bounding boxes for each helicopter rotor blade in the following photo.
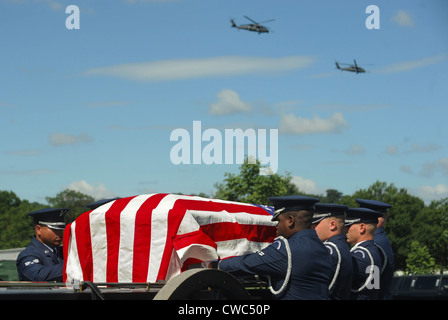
[244,16,259,24]
[258,19,275,24]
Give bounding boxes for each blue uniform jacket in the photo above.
[374,227,395,300]
[16,236,64,282]
[324,233,354,300]
[219,229,332,300]
[350,240,382,300]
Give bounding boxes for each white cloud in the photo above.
[385,143,440,156]
[83,55,315,82]
[67,180,118,200]
[279,112,348,135]
[440,158,448,175]
[6,0,63,10]
[417,184,448,203]
[391,10,414,27]
[400,165,413,174]
[344,144,365,156]
[385,145,398,155]
[400,158,448,178]
[39,0,62,10]
[375,54,446,74]
[273,100,303,110]
[0,102,16,108]
[49,133,92,146]
[209,89,251,115]
[404,143,441,154]
[420,158,448,177]
[291,176,324,195]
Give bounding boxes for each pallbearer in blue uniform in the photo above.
[356,199,395,300]
[312,203,354,300]
[16,208,68,282]
[218,195,332,300]
[344,208,383,300]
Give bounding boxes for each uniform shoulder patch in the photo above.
[273,239,282,250]
[24,258,40,267]
[353,249,366,258]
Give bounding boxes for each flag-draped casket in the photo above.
[63,193,277,283]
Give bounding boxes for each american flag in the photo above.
[63,193,277,283]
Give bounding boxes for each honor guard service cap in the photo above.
[268,195,320,222]
[86,198,119,210]
[27,208,69,230]
[344,207,383,227]
[312,203,348,224]
[355,198,391,213]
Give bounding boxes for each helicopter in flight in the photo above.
[335,60,366,74]
[230,16,275,34]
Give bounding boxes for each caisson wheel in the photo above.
[153,269,250,300]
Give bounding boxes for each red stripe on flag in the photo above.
[105,196,136,282]
[154,197,272,280]
[74,210,93,281]
[200,222,276,243]
[173,229,218,271]
[176,199,272,216]
[173,229,217,251]
[132,193,168,282]
[62,222,72,283]
[65,194,276,283]
[156,199,191,281]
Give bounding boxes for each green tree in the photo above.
[413,198,448,271]
[0,189,95,249]
[46,189,94,223]
[0,191,45,249]
[405,241,437,275]
[213,158,299,205]
[321,189,344,203]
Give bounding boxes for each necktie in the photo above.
[53,247,60,262]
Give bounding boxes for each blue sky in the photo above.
[1,0,447,204]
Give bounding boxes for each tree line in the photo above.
[1,160,446,274]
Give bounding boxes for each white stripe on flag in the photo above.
[64,193,277,284]
[90,200,115,282]
[147,194,205,281]
[65,221,82,283]
[176,207,201,236]
[216,239,272,258]
[189,209,276,226]
[117,194,153,282]
[147,194,176,281]
[175,243,218,266]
